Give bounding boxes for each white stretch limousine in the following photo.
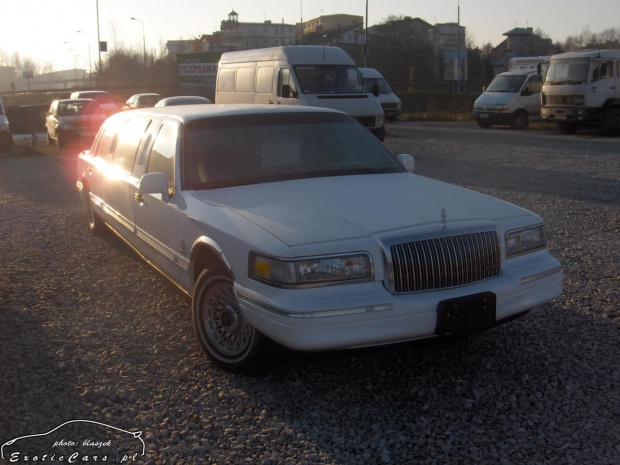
[76,105,563,372]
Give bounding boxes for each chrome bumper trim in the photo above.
[521,265,562,285]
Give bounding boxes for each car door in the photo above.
[523,74,543,117]
[103,116,152,247]
[134,121,191,288]
[589,59,616,107]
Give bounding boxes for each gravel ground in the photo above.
[0,124,618,464]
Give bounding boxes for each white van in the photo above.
[359,68,402,121]
[473,56,548,130]
[0,99,13,151]
[215,46,385,140]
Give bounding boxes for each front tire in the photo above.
[511,111,528,130]
[602,107,620,136]
[84,189,106,234]
[192,270,265,372]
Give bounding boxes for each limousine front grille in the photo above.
[389,231,501,294]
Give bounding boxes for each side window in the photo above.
[278,68,297,97]
[527,75,542,94]
[217,68,235,92]
[256,66,274,93]
[111,118,150,174]
[236,67,256,92]
[146,123,177,190]
[93,123,116,159]
[594,60,614,80]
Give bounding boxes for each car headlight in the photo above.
[506,225,545,257]
[377,114,385,126]
[250,252,373,287]
[495,105,510,112]
[0,124,7,132]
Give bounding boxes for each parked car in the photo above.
[154,96,212,107]
[46,99,107,148]
[70,90,118,115]
[76,105,563,372]
[359,67,402,121]
[0,99,13,151]
[122,93,163,110]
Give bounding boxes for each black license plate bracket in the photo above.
[435,292,497,337]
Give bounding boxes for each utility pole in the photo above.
[364,0,368,67]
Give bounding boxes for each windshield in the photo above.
[294,65,364,94]
[182,113,403,190]
[486,75,527,92]
[545,58,590,85]
[363,77,393,93]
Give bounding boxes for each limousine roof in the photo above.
[111,104,346,124]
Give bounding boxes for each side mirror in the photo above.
[396,154,415,172]
[138,172,170,203]
[372,83,380,98]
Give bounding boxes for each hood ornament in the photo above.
[441,208,447,230]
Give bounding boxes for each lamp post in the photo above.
[131,16,147,84]
[77,30,92,87]
[364,0,368,67]
[64,41,78,86]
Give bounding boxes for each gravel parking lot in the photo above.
[1,123,618,464]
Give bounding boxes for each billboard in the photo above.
[177,53,222,101]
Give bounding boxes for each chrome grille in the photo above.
[389,231,501,293]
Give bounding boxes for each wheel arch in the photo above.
[189,236,234,284]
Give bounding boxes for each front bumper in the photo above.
[236,251,563,351]
[541,106,598,124]
[472,111,513,126]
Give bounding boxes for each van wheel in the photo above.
[192,270,265,372]
[557,122,578,134]
[602,107,620,136]
[511,111,528,130]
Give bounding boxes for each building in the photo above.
[435,23,468,81]
[220,10,296,50]
[492,27,560,75]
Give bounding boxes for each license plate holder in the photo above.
[435,292,496,336]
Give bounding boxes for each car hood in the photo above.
[474,91,516,107]
[193,173,533,247]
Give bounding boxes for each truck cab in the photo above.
[541,49,620,135]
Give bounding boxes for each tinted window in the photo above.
[147,124,177,189]
[182,113,403,190]
[111,118,150,173]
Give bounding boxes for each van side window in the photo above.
[218,68,235,92]
[111,118,150,173]
[278,68,297,97]
[236,67,256,92]
[526,75,542,94]
[256,66,274,93]
[147,123,177,190]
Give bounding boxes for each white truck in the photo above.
[473,56,549,129]
[541,49,620,135]
[215,46,386,140]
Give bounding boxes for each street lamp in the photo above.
[64,41,78,86]
[131,17,147,70]
[77,30,92,86]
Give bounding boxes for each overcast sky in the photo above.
[1,0,617,71]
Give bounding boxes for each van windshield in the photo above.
[294,65,364,94]
[363,77,393,94]
[486,75,527,92]
[182,112,403,190]
[545,58,590,85]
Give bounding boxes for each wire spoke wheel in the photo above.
[202,281,252,356]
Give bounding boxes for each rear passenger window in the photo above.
[236,67,256,92]
[147,124,177,190]
[217,68,235,92]
[111,118,151,173]
[256,66,274,93]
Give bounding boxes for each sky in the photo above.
[1,0,618,72]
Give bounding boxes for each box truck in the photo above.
[215,46,385,140]
[541,49,620,135]
[472,56,549,130]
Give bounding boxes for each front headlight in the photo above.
[506,225,545,257]
[495,105,510,112]
[250,252,373,287]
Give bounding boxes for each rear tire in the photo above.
[602,107,620,136]
[192,270,266,372]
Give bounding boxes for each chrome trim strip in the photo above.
[521,265,562,285]
[237,292,392,319]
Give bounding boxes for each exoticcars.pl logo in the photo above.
[1,420,145,463]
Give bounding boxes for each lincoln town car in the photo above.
[76,105,563,372]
